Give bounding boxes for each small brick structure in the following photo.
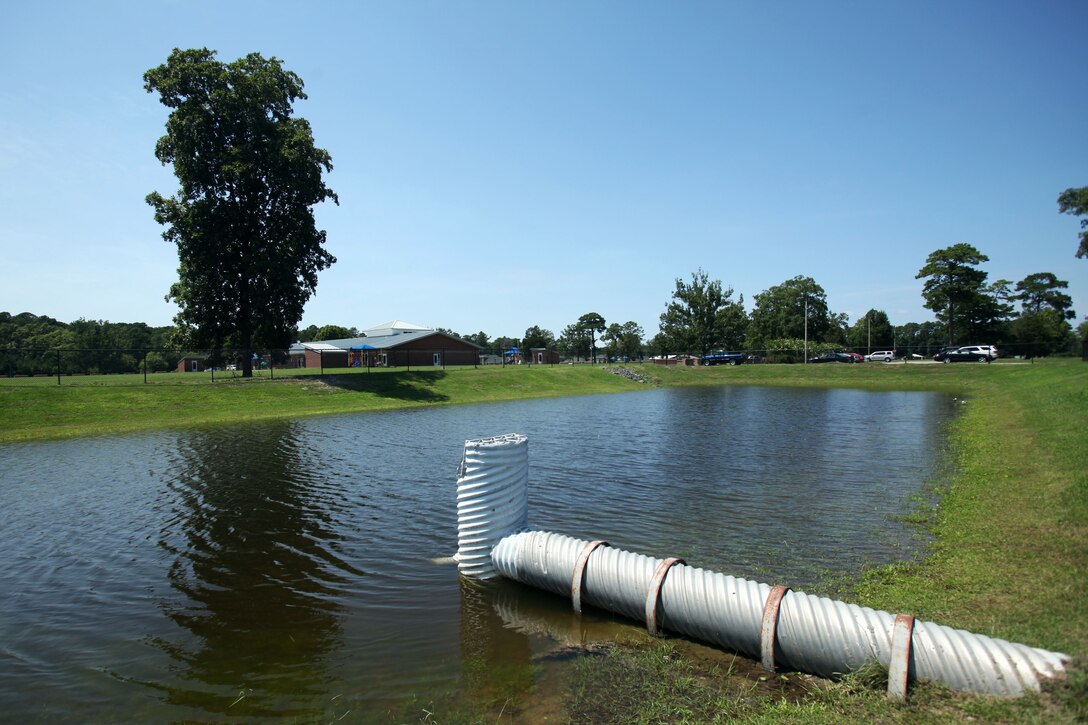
[530,348,561,364]
[177,355,207,373]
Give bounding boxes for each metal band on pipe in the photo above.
[571,540,609,614]
[645,557,685,636]
[760,585,791,672]
[888,614,915,702]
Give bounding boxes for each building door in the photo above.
[191,359,200,372]
[433,352,441,366]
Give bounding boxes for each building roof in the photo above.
[293,330,480,352]
[290,321,481,353]
[362,320,432,337]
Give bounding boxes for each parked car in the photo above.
[808,352,857,364]
[845,352,864,362]
[932,346,962,362]
[866,350,895,362]
[700,351,746,366]
[939,345,998,363]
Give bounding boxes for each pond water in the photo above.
[0,385,955,722]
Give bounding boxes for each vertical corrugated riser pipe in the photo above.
[454,434,529,579]
[490,530,1069,697]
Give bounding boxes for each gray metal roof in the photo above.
[296,330,480,350]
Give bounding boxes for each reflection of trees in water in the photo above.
[451,577,646,721]
[155,420,363,718]
[457,577,535,716]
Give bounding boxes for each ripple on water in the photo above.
[0,386,956,721]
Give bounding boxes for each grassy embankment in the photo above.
[0,364,641,442]
[2,360,1085,722]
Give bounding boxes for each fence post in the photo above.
[143,350,147,384]
[270,351,274,379]
[56,350,61,385]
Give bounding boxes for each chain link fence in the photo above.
[0,340,1079,385]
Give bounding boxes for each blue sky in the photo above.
[2,1,1085,341]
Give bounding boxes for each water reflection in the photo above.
[152,420,362,718]
[457,578,534,715]
[0,385,957,722]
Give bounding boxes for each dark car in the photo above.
[700,351,746,366]
[932,346,961,362]
[807,352,857,364]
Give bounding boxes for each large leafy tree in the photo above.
[462,331,490,348]
[576,312,606,363]
[1014,272,1075,318]
[313,324,357,341]
[746,276,831,349]
[557,323,590,360]
[658,269,746,355]
[521,325,556,351]
[893,321,946,356]
[1012,310,1074,357]
[1010,272,1076,357]
[1057,186,1088,258]
[603,321,645,360]
[145,48,338,377]
[916,244,991,345]
[846,309,893,352]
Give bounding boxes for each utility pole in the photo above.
[803,297,809,363]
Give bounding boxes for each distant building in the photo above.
[292,342,347,369]
[530,348,561,364]
[177,355,207,373]
[288,320,481,368]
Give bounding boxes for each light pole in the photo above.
[803,297,809,363]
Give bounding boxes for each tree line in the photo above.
[1,239,1080,377]
[0,312,180,375]
[438,244,1082,363]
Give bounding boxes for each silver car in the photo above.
[865,350,896,362]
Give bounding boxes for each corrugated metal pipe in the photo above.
[455,434,1070,700]
[454,433,529,579]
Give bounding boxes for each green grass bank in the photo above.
[2,360,1085,722]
